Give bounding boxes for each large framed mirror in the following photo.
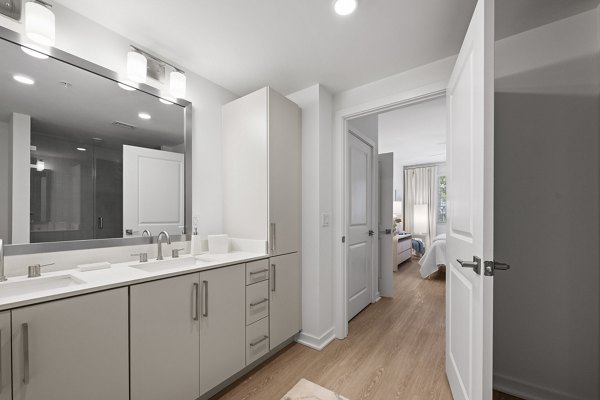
[0,26,192,255]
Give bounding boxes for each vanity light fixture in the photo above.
[13,74,35,85]
[126,45,187,99]
[138,112,151,120]
[127,50,147,83]
[334,0,357,16]
[25,0,55,47]
[36,159,45,172]
[21,45,49,59]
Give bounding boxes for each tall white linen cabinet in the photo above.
[222,87,302,351]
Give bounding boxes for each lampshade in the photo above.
[25,1,55,47]
[393,201,403,217]
[413,204,429,234]
[127,51,147,83]
[170,70,186,99]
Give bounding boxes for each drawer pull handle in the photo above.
[271,264,276,292]
[249,298,268,307]
[22,323,29,385]
[249,335,269,347]
[202,280,208,317]
[249,269,269,276]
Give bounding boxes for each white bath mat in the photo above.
[281,378,349,400]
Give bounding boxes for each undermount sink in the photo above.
[0,275,86,300]
[129,256,196,273]
[195,256,218,263]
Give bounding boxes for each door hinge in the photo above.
[342,236,346,243]
[483,261,511,276]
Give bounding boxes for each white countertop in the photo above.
[0,251,268,311]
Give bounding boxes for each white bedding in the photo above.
[418,234,447,278]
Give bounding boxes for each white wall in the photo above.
[287,84,336,350]
[0,121,9,241]
[9,113,31,244]
[0,4,237,246]
[493,9,600,400]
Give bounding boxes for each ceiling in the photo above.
[0,39,184,149]
[53,0,600,97]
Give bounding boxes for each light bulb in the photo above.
[36,160,45,171]
[127,51,147,83]
[334,0,357,16]
[170,70,186,99]
[25,1,55,46]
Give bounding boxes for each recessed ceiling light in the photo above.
[118,82,136,91]
[334,0,357,16]
[76,147,86,151]
[21,46,49,59]
[138,112,151,120]
[159,97,175,105]
[13,75,35,85]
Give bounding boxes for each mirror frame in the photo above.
[0,26,193,255]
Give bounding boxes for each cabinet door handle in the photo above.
[270,223,276,254]
[202,280,208,317]
[192,283,199,321]
[249,335,269,347]
[22,323,29,385]
[249,298,268,307]
[249,268,269,276]
[271,264,276,292]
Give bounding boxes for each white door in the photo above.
[378,152,394,298]
[446,1,495,399]
[346,131,373,320]
[123,145,185,237]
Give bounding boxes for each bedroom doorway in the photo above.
[345,94,448,320]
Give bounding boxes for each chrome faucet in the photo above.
[0,239,7,282]
[142,229,153,242]
[156,231,171,260]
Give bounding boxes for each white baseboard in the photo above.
[494,373,586,400]
[296,328,336,351]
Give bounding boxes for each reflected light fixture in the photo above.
[25,0,55,46]
[334,0,357,16]
[138,112,151,120]
[127,49,147,83]
[76,147,86,152]
[118,82,136,91]
[159,97,175,105]
[21,45,49,59]
[13,74,35,85]
[170,70,186,99]
[36,159,45,172]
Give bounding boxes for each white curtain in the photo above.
[404,166,437,247]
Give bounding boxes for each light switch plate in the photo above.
[321,213,330,227]
[0,0,21,21]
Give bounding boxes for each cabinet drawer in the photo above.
[398,238,412,253]
[246,280,269,325]
[246,317,269,365]
[398,249,412,264]
[246,259,270,285]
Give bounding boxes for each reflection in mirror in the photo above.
[0,36,187,245]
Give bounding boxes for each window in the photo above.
[438,176,447,223]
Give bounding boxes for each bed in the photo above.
[418,234,447,278]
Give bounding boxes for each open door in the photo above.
[446,0,495,399]
[123,145,185,237]
[378,152,394,298]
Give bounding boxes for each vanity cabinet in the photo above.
[222,87,301,257]
[0,311,10,400]
[130,273,200,400]
[199,264,246,395]
[269,253,301,349]
[11,288,129,400]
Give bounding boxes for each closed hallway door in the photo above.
[346,131,373,321]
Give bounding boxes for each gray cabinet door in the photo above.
[200,264,246,395]
[12,288,129,400]
[0,311,10,400]
[269,253,301,349]
[130,273,200,400]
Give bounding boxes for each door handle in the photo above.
[457,256,481,275]
[368,230,375,236]
[192,283,199,321]
[22,323,29,385]
[97,217,103,230]
[201,280,208,317]
[271,264,276,292]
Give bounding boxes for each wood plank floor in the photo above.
[213,259,521,400]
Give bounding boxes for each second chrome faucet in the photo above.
[156,231,171,260]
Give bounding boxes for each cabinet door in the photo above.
[200,264,246,395]
[130,273,200,400]
[268,88,301,256]
[0,311,10,400]
[269,253,301,349]
[12,288,128,400]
